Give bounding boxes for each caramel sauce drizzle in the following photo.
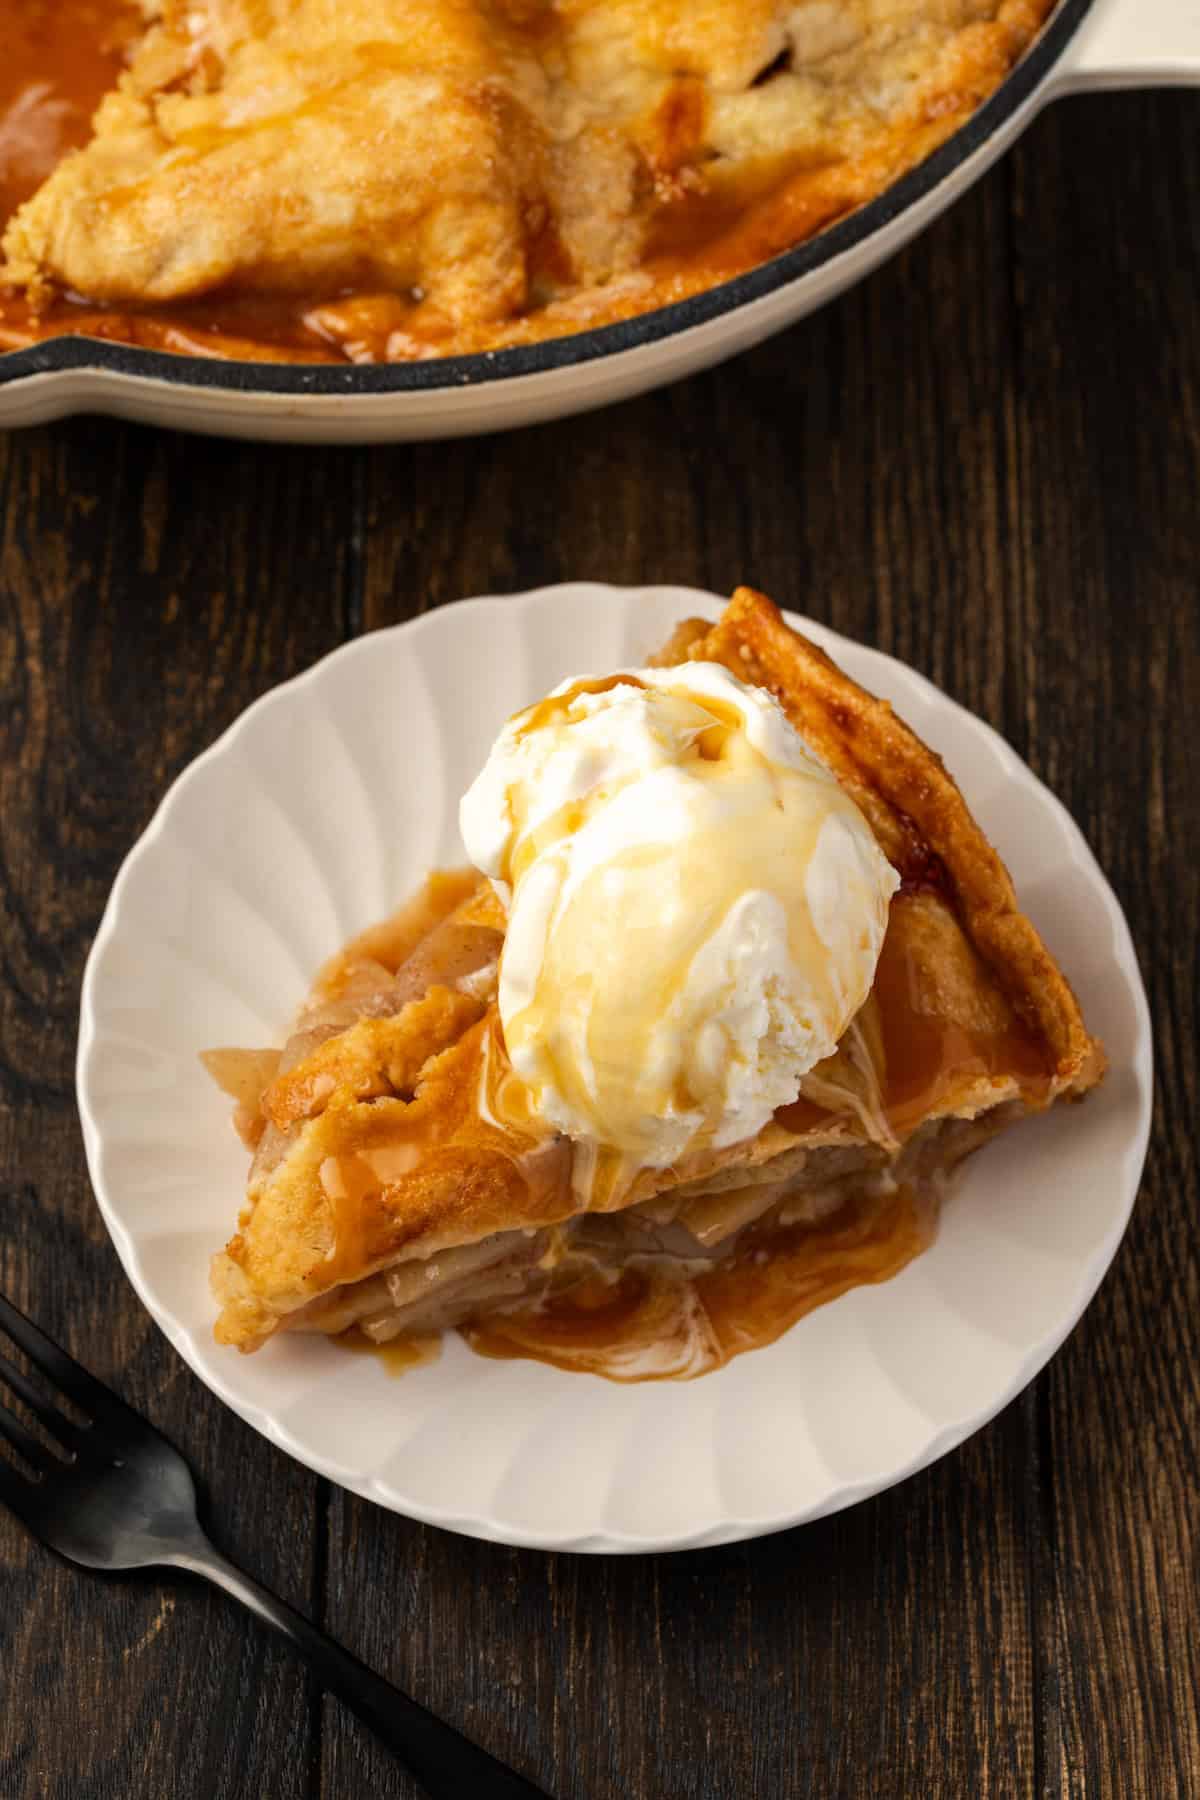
[338,1328,442,1377]
[466,1182,932,1381]
[299,871,1054,1385]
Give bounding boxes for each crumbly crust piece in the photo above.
[3,1,552,316]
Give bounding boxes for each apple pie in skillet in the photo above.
[1,0,1054,363]
[204,589,1104,1380]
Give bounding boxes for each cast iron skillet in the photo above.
[0,0,1107,436]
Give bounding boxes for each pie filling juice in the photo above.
[296,874,1051,1383]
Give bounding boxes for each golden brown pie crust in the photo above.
[209,589,1104,1351]
[0,0,1056,364]
[665,589,1104,1090]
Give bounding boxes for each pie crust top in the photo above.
[0,0,1055,362]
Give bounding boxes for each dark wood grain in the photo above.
[0,424,352,1800]
[1009,92,1200,1800]
[1,86,1197,1800]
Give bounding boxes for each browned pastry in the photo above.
[0,0,1054,363]
[205,590,1104,1380]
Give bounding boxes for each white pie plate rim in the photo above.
[77,583,1152,1554]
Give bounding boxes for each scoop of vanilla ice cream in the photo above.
[459,662,898,1168]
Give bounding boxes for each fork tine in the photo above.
[0,1292,125,1424]
[0,1393,54,1476]
[0,1348,83,1451]
[0,1447,37,1529]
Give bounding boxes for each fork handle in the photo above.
[167,1542,552,1800]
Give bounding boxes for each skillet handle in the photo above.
[1044,0,1200,96]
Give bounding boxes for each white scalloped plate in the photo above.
[77,585,1152,1553]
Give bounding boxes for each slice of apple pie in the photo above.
[206,589,1104,1380]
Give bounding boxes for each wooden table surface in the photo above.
[1,88,1197,1800]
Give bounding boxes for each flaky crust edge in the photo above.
[669,587,1105,1095]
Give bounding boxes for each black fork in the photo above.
[0,1291,552,1800]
